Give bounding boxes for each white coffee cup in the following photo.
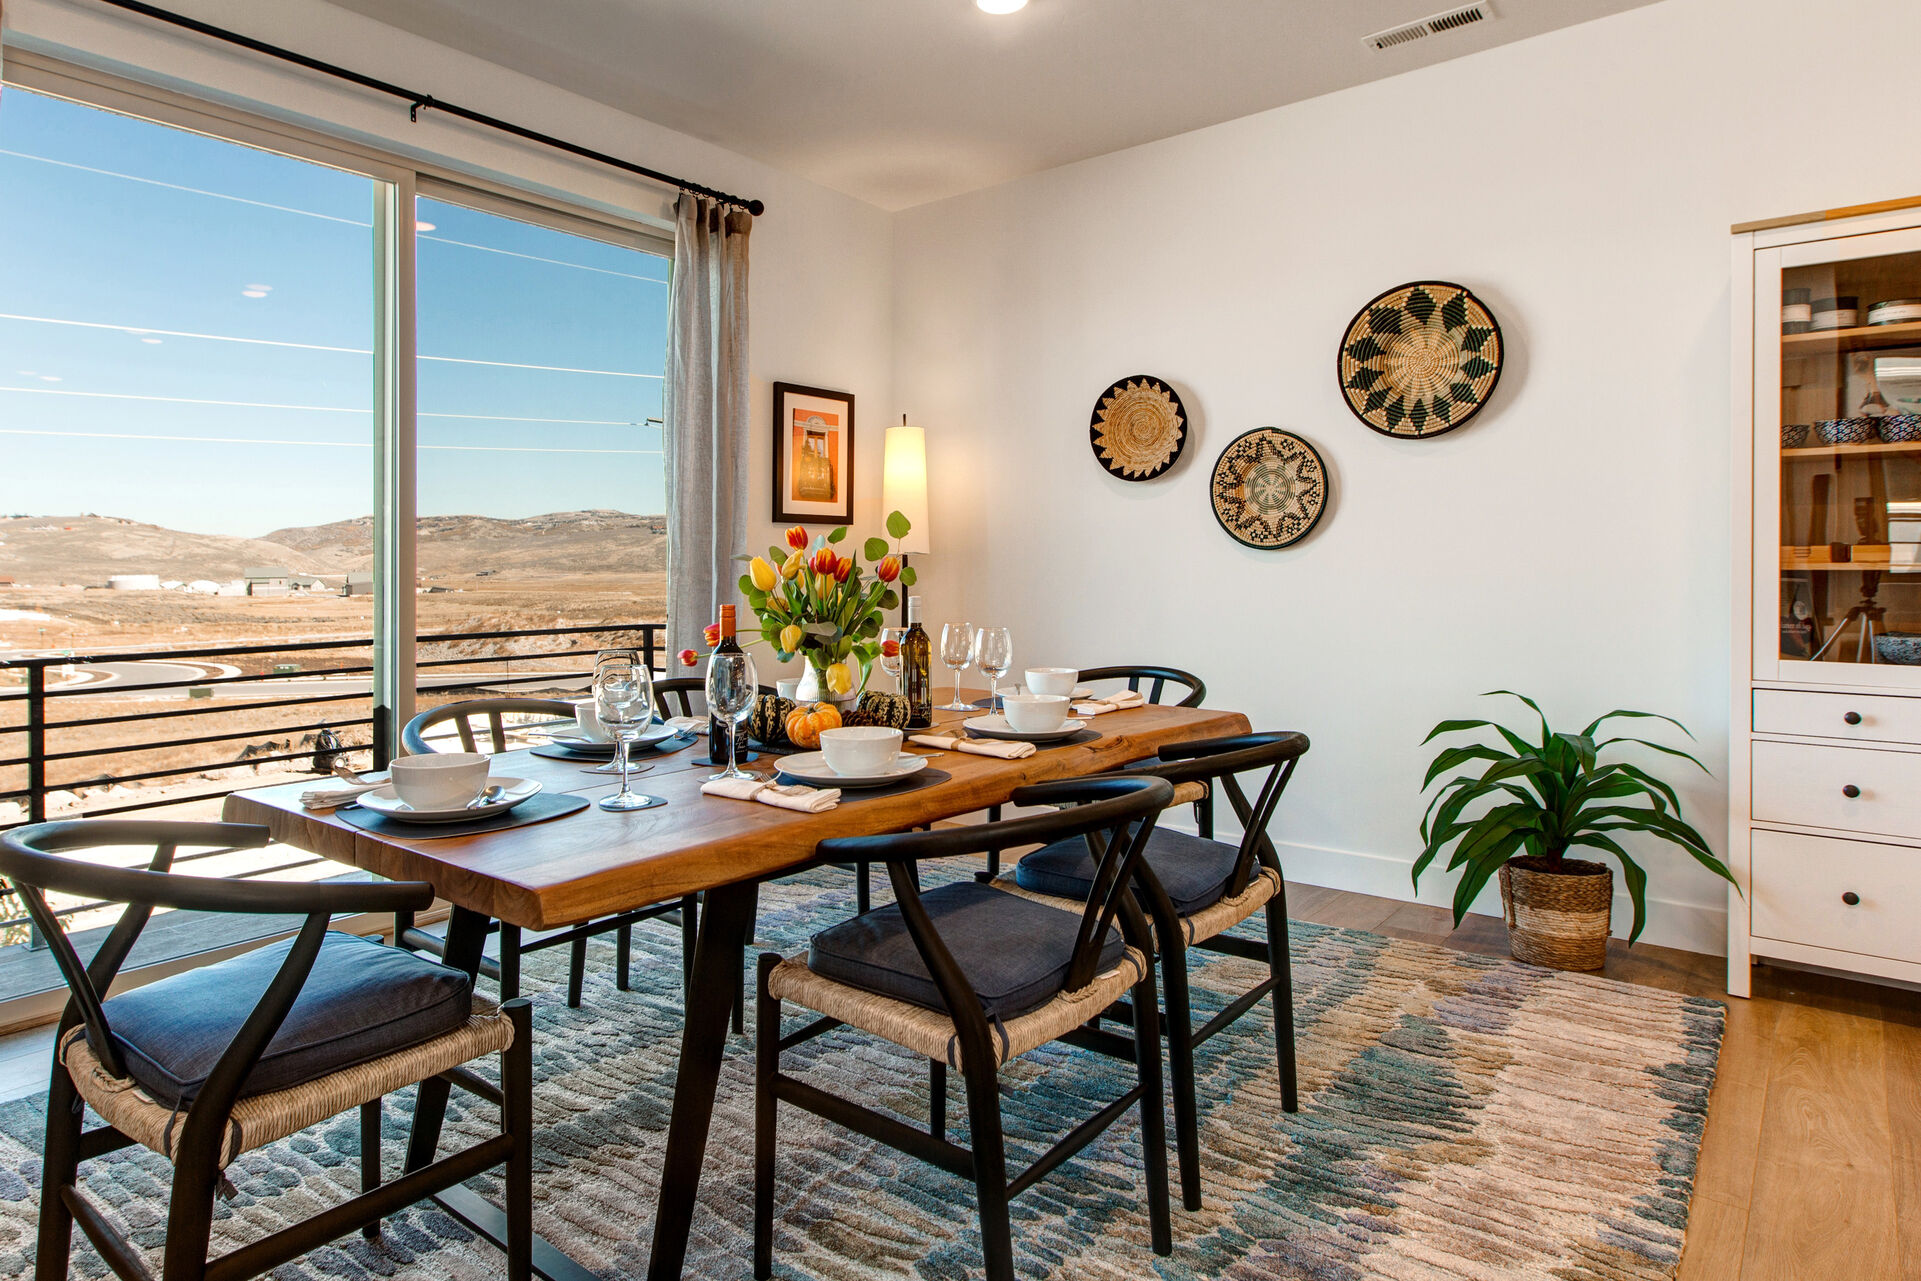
[1025,667,1078,698]
[818,726,903,776]
[390,752,490,810]
[573,699,611,743]
[776,677,803,701]
[1002,693,1069,733]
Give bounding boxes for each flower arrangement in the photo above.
[677,511,916,701]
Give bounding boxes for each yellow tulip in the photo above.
[781,550,803,579]
[779,624,804,652]
[749,556,777,592]
[825,661,854,695]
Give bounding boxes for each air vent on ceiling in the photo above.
[1362,3,1494,51]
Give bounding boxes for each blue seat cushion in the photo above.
[99,931,474,1108]
[1016,828,1244,915]
[808,881,1126,1021]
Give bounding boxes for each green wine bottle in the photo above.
[902,595,933,728]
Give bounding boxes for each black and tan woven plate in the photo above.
[1339,281,1502,438]
[1089,374,1187,480]
[1209,428,1328,549]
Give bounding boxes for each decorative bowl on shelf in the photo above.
[1782,422,1810,448]
[1878,413,1921,443]
[1873,632,1921,665]
[1816,417,1878,445]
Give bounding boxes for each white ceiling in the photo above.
[321,0,1661,211]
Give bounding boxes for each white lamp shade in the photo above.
[882,424,931,555]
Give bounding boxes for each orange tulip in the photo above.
[678,648,699,668]
[833,554,853,583]
[876,554,901,583]
[702,622,721,648]
[880,638,901,658]
[810,547,838,576]
[785,525,809,551]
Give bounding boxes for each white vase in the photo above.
[793,663,857,710]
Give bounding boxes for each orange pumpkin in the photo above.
[783,701,843,749]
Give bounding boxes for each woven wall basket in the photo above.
[1498,859,1613,971]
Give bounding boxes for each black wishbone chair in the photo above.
[754,775,1177,1281]
[399,697,698,1008]
[1,819,532,1281]
[1010,731,1309,1211]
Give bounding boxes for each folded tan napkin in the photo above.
[1072,689,1148,716]
[909,734,1037,760]
[664,717,707,735]
[301,782,381,810]
[700,776,840,812]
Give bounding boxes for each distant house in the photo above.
[243,566,291,594]
[107,574,161,591]
[289,574,326,591]
[0,576,15,588]
[343,572,374,597]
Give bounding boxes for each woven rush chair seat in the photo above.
[767,947,1147,1070]
[60,996,512,1168]
[998,866,1283,950]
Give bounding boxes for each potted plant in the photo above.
[704,511,915,709]
[1414,691,1735,970]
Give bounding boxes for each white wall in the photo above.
[3,0,916,672]
[892,0,1921,954]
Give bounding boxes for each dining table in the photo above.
[223,691,1252,1280]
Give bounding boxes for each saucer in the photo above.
[962,714,1090,744]
[552,723,676,754]
[776,752,929,789]
[358,777,542,823]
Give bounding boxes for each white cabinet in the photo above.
[1732,197,1921,995]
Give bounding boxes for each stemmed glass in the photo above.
[594,649,661,811]
[705,647,759,782]
[976,627,1013,715]
[879,627,907,694]
[939,621,977,711]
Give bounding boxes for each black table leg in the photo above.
[646,879,760,1281]
[406,907,492,1172]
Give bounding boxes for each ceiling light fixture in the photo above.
[977,0,1027,13]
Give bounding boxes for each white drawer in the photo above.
[1751,739,1921,838]
[1754,688,1921,745]
[1751,829,1921,966]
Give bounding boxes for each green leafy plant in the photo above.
[1414,691,1735,943]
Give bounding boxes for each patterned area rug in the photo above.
[0,867,1724,1279]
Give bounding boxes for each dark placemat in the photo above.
[773,766,952,802]
[336,791,591,839]
[962,727,1103,751]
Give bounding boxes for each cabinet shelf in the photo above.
[1782,440,1921,458]
[1782,319,1921,352]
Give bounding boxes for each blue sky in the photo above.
[0,87,669,538]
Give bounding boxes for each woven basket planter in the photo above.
[1498,858,1612,971]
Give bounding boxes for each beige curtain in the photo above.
[662,194,752,656]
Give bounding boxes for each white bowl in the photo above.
[818,726,903,776]
[390,752,490,810]
[572,699,612,743]
[1002,693,1069,733]
[1024,667,1078,697]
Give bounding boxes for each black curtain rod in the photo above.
[94,0,766,216]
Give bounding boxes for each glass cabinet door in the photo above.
[1770,235,1921,676]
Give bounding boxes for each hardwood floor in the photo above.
[0,881,1909,1277]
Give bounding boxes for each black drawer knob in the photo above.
[1844,711,1863,725]
[1843,891,1861,906]
[1843,784,1862,798]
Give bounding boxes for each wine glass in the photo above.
[879,627,907,693]
[705,648,759,781]
[975,627,1013,715]
[939,621,977,711]
[594,649,660,811]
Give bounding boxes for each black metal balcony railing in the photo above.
[0,621,664,950]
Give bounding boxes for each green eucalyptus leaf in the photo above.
[737,574,754,595]
[827,526,848,544]
[862,537,889,561]
[900,566,918,586]
[886,509,911,540]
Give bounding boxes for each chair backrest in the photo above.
[0,820,432,1095]
[651,677,777,719]
[1120,732,1307,909]
[402,697,578,756]
[1078,665,1207,708]
[816,775,1173,1060]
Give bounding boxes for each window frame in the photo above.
[0,50,674,1026]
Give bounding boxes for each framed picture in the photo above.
[772,382,855,524]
